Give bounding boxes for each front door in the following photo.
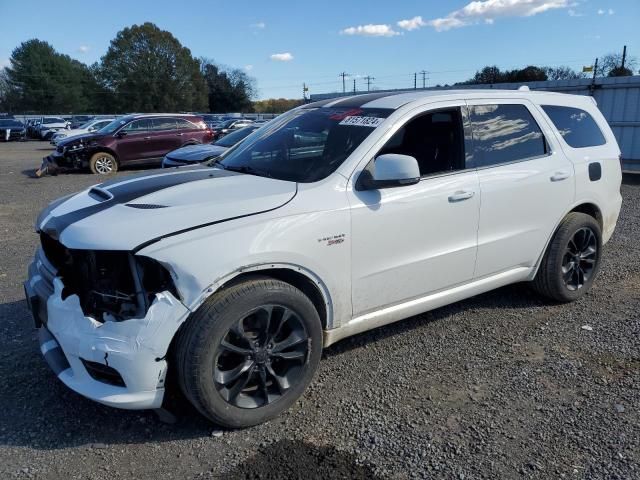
[116,118,153,162]
[466,100,575,278]
[349,103,481,317]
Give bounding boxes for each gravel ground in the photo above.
[0,141,638,479]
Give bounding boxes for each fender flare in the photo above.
[191,262,335,329]
[529,201,603,280]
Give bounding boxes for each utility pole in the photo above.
[364,75,375,91]
[622,45,627,69]
[339,72,349,94]
[353,78,356,93]
[419,70,428,89]
[302,82,308,102]
[414,72,417,89]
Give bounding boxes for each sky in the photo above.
[0,0,638,100]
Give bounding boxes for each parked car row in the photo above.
[38,113,214,175]
[0,118,27,141]
[50,118,114,146]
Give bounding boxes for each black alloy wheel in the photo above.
[214,305,310,409]
[561,227,598,291]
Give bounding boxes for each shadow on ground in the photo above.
[225,440,381,479]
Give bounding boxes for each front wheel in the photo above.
[89,152,118,175]
[176,278,322,428]
[532,212,602,302]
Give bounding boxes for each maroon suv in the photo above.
[44,114,213,175]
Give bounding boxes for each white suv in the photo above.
[25,90,622,427]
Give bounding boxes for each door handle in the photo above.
[448,190,475,203]
[143,136,151,140]
[176,132,184,136]
[550,171,570,182]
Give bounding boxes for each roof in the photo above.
[303,88,576,111]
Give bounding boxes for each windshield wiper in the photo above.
[220,165,274,179]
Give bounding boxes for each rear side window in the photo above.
[541,105,606,148]
[153,118,177,131]
[470,104,547,167]
[175,118,197,130]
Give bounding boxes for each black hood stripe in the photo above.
[132,183,298,253]
[41,167,238,240]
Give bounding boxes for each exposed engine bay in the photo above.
[40,233,179,322]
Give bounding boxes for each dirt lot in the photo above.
[0,141,638,479]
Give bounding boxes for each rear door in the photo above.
[467,99,575,278]
[146,117,181,160]
[175,118,203,144]
[116,118,153,162]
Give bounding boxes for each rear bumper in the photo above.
[25,249,190,410]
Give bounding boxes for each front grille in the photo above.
[80,359,126,387]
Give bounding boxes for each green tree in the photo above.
[200,59,256,113]
[3,39,100,113]
[253,98,303,113]
[98,22,207,112]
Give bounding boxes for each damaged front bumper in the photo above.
[24,249,190,410]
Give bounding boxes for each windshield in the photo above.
[218,119,235,129]
[0,120,22,127]
[98,118,128,134]
[217,107,391,183]
[79,120,95,129]
[214,126,257,147]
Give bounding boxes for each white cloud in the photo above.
[608,8,614,15]
[597,9,604,14]
[426,0,573,31]
[397,16,427,31]
[244,64,254,71]
[251,21,266,29]
[598,8,614,15]
[270,52,293,62]
[77,45,90,53]
[568,9,584,17]
[340,24,400,37]
[0,58,10,69]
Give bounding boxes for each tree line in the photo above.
[457,52,637,85]
[0,23,257,114]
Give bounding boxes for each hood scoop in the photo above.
[88,187,113,202]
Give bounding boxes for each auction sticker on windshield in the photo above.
[339,116,385,127]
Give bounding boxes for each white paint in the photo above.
[28,89,623,411]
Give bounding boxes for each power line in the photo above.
[363,75,375,92]
[338,72,349,93]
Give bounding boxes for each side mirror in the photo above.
[358,154,420,190]
[88,127,95,132]
[116,130,127,138]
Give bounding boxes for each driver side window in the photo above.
[377,107,470,177]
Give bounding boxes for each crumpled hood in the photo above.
[57,132,105,147]
[165,144,228,162]
[37,166,297,251]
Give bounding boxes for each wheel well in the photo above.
[570,203,603,229]
[223,269,329,330]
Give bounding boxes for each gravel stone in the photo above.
[0,142,638,479]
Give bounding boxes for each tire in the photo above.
[176,277,322,428]
[89,152,118,175]
[532,212,602,302]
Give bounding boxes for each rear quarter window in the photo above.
[541,105,606,148]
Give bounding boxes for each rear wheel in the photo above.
[532,212,602,302]
[89,152,118,175]
[176,278,322,428]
